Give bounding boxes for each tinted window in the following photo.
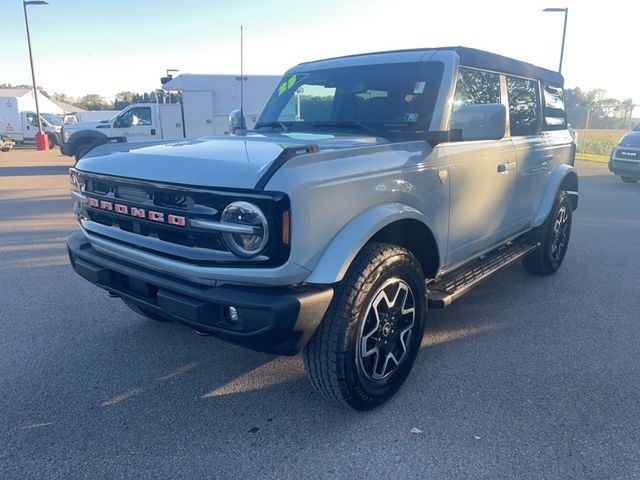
[542,85,567,129]
[257,62,444,140]
[453,68,501,109]
[507,77,539,136]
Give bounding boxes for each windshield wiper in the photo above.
[254,121,290,131]
[311,121,378,135]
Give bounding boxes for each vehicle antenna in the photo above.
[240,25,245,132]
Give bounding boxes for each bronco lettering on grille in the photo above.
[83,196,187,227]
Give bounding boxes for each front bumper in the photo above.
[609,149,640,177]
[67,232,333,355]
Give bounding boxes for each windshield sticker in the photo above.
[413,81,426,94]
[278,75,298,96]
[404,113,419,122]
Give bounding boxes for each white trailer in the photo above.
[65,110,120,124]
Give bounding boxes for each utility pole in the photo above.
[543,8,569,73]
[23,0,48,139]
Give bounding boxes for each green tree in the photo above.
[114,91,136,110]
[78,94,105,111]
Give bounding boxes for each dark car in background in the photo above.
[609,124,640,183]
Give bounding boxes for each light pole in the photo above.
[23,0,48,146]
[628,105,638,130]
[543,7,568,73]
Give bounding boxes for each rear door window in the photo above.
[507,77,540,136]
[542,85,567,129]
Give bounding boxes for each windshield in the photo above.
[634,123,640,132]
[256,62,444,139]
[41,113,63,126]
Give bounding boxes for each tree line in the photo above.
[0,84,180,111]
[565,87,636,129]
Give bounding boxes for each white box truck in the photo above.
[60,74,280,161]
[0,96,64,150]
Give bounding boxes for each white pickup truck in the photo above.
[61,74,281,162]
[60,103,183,161]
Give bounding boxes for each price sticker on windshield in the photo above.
[413,81,426,94]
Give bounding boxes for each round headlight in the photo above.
[220,201,269,257]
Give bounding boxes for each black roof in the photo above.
[446,46,563,86]
[301,46,564,87]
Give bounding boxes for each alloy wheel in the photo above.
[358,278,416,382]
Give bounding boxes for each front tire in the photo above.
[303,243,426,410]
[621,176,639,183]
[522,190,573,276]
[47,133,57,149]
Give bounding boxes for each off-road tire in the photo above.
[522,190,573,276]
[47,133,57,149]
[74,143,92,163]
[303,242,426,411]
[121,299,172,322]
[621,176,639,183]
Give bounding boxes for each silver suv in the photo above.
[67,47,578,410]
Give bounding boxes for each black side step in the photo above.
[427,242,539,309]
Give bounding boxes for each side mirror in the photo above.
[450,103,506,141]
[229,109,247,135]
[114,117,131,128]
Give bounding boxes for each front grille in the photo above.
[615,149,639,161]
[73,171,290,267]
[87,210,227,251]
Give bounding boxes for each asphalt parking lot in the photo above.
[1,148,639,479]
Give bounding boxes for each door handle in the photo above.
[150,128,156,135]
[497,162,515,174]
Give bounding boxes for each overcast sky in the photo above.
[4,0,638,106]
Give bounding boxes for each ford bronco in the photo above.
[67,47,578,410]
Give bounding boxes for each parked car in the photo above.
[609,123,640,183]
[67,47,578,410]
[1,134,15,152]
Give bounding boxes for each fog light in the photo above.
[223,306,239,325]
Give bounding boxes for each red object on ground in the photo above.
[35,132,48,151]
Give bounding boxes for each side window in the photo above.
[453,68,501,110]
[507,77,539,136]
[542,85,567,129]
[117,107,152,127]
[26,113,38,126]
[128,107,152,126]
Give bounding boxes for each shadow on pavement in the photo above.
[0,166,72,177]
